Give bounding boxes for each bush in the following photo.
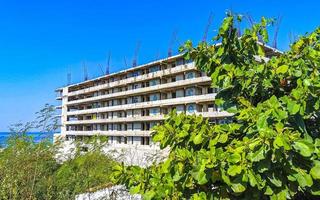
[0,105,117,200]
[113,13,320,200]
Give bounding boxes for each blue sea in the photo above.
[0,132,53,147]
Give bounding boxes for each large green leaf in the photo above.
[296,172,313,187]
[231,182,246,193]
[311,165,320,180]
[276,65,289,74]
[293,140,314,157]
[287,100,300,115]
[218,133,228,144]
[143,190,156,200]
[193,134,203,145]
[227,165,242,176]
[228,153,241,164]
[249,146,266,162]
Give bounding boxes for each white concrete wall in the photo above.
[61,88,69,136]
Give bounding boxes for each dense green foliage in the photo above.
[0,105,116,200]
[0,135,58,199]
[113,13,320,199]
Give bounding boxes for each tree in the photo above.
[54,135,115,199]
[113,13,320,199]
[0,104,117,200]
[0,104,59,199]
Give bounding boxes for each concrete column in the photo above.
[61,87,69,136]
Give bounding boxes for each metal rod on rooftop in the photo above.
[168,30,178,57]
[83,61,88,81]
[106,52,111,75]
[132,42,141,67]
[202,12,214,42]
[273,15,283,49]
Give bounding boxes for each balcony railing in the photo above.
[65,111,232,125]
[56,91,63,100]
[67,93,217,116]
[67,63,196,97]
[66,76,211,105]
[64,130,151,137]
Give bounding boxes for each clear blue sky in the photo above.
[0,0,319,131]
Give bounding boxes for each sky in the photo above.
[0,0,319,131]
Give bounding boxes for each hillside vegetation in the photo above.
[0,105,116,200]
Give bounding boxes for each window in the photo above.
[116,136,121,143]
[150,79,158,86]
[132,71,140,77]
[141,137,150,145]
[208,88,214,94]
[171,77,176,82]
[186,88,195,96]
[172,92,176,98]
[151,94,158,101]
[149,66,160,73]
[150,108,159,115]
[133,97,139,103]
[176,58,185,66]
[110,136,113,143]
[186,72,195,79]
[124,137,127,144]
[146,137,150,145]
[187,104,196,113]
[185,59,193,64]
[134,84,139,89]
[219,119,228,124]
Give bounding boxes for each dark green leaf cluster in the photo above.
[114,13,320,200]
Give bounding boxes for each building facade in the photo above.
[55,54,233,146]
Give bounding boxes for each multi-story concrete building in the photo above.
[55,48,278,147]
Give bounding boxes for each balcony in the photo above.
[66,76,211,106]
[66,115,164,125]
[67,93,217,116]
[56,93,63,100]
[67,63,196,97]
[65,111,232,125]
[65,130,151,137]
[55,105,62,109]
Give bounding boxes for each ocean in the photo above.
[0,132,53,147]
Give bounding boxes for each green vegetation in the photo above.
[113,13,320,199]
[0,104,116,200]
